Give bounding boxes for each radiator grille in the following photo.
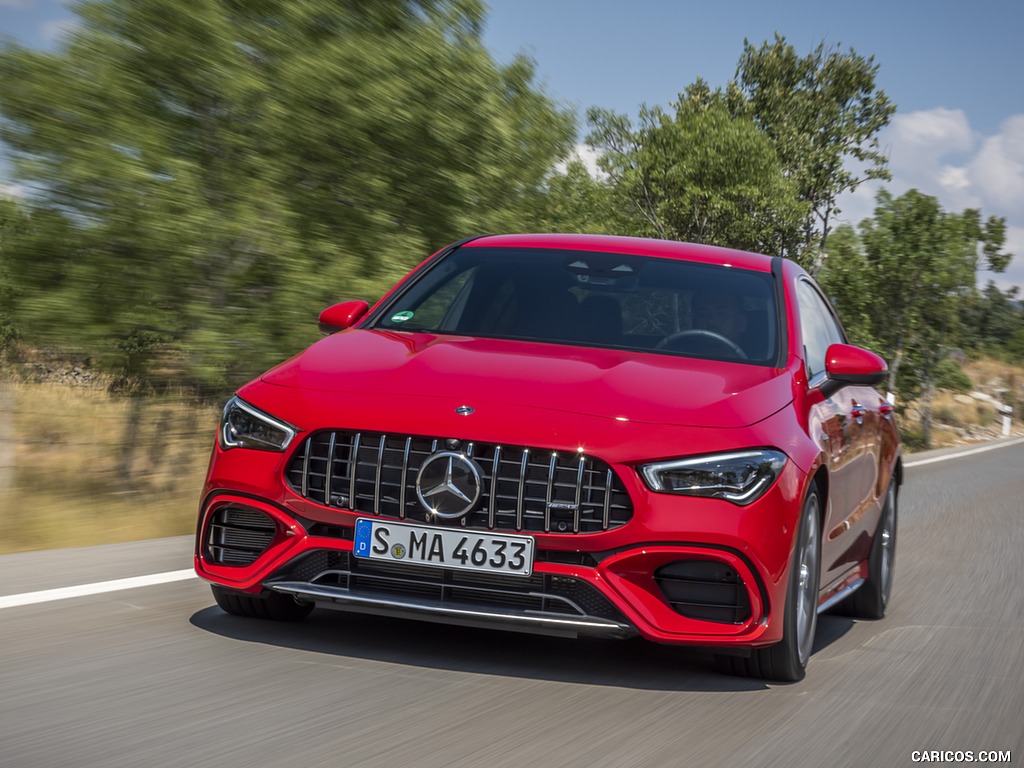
[285,431,633,533]
[205,506,277,566]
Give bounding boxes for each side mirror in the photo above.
[819,343,888,398]
[318,300,369,335]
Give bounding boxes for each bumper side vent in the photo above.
[655,560,752,624]
[205,506,277,566]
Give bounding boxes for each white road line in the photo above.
[0,569,196,610]
[904,436,1024,468]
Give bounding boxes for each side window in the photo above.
[797,280,845,381]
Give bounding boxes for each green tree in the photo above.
[736,35,895,272]
[815,224,880,352]
[960,281,1024,359]
[0,0,573,392]
[585,83,806,255]
[534,158,617,235]
[0,197,27,353]
[819,189,1011,447]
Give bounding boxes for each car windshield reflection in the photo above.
[372,248,780,365]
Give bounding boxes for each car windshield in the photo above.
[372,247,780,365]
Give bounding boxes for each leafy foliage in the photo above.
[584,84,806,255]
[736,35,895,272]
[0,0,573,392]
[818,189,1013,446]
[3,11,1021,424]
[575,36,893,271]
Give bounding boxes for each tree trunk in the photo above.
[887,348,903,396]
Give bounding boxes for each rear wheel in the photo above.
[717,485,821,682]
[839,477,897,619]
[211,585,314,622]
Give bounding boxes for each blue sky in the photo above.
[2,0,1023,289]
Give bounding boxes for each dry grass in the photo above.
[963,358,1024,401]
[0,378,218,554]
[900,358,1024,451]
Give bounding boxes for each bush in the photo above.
[935,358,972,392]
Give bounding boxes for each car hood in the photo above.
[256,330,793,429]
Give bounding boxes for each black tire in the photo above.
[838,477,897,619]
[211,585,314,622]
[717,485,822,683]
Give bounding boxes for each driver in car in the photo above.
[692,291,748,349]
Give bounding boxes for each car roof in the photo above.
[463,234,775,273]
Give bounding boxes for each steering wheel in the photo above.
[655,329,747,359]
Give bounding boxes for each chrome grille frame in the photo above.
[285,431,633,533]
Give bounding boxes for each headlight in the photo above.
[219,396,297,451]
[640,449,787,505]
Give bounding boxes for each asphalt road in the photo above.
[2,440,1022,768]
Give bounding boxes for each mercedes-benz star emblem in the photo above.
[415,451,483,519]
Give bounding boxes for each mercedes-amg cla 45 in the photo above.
[195,234,901,681]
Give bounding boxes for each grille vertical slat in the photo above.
[324,432,336,507]
[603,469,613,530]
[574,457,585,533]
[516,449,530,531]
[489,446,501,528]
[285,431,633,534]
[544,454,557,533]
[349,433,361,509]
[374,434,386,515]
[301,438,311,498]
[399,437,411,519]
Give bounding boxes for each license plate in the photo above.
[353,518,534,577]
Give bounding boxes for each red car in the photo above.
[195,234,901,682]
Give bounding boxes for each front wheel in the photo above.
[211,585,314,622]
[717,485,822,682]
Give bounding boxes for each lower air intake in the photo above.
[205,506,277,566]
[655,560,752,624]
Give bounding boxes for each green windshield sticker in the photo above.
[391,311,415,323]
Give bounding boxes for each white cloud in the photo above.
[39,17,78,44]
[888,108,973,148]
[938,165,970,193]
[554,143,607,180]
[885,108,973,179]
[836,109,1024,292]
[986,225,1024,295]
[834,176,881,228]
[0,182,24,200]
[970,115,1024,212]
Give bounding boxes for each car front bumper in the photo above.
[195,448,807,648]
